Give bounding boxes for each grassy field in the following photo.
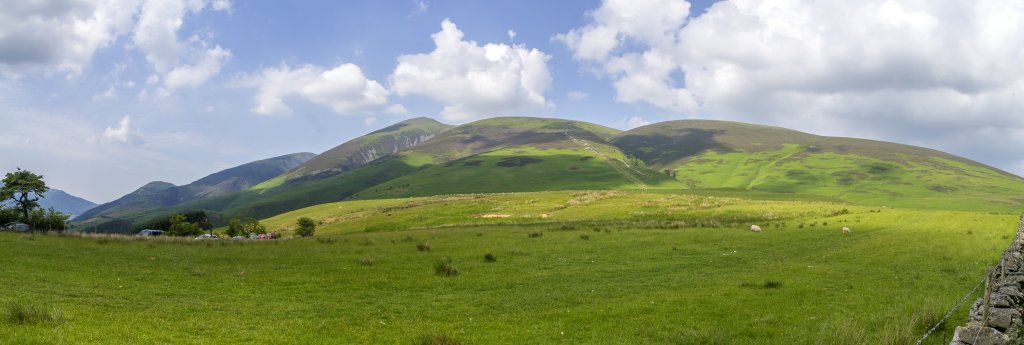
[3,191,1018,344]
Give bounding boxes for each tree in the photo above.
[295,217,316,237]
[167,213,203,236]
[226,217,265,237]
[0,168,49,228]
[29,207,69,232]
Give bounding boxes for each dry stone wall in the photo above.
[949,214,1024,345]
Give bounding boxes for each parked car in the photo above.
[231,236,245,240]
[136,229,164,236]
[3,222,30,232]
[195,234,220,240]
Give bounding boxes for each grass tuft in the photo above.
[483,253,497,262]
[360,255,375,266]
[741,280,783,289]
[528,231,543,238]
[5,302,65,325]
[417,242,431,252]
[434,257,459,277]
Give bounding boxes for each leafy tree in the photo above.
[167,213,203,236]
[29,208,70,232]
[295,217,316,237]
[0,168,49,228]
[226,217,265,237]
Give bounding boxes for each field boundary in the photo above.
[938,213,1024,345]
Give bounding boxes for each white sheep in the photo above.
[750,225,762,232]
[842,226,851,234]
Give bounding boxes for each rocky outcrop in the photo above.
[949,214,1024,345]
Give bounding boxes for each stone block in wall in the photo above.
[986,308,1021,332]
[950,324,1009,345]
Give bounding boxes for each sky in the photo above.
[2,0,1024,203]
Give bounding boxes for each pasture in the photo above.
[2,191,1017,344]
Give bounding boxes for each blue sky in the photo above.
[2,0,1023,203]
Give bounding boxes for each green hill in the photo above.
[612,120,1024,211]
[73,117,1024,232]
[126,117,674,225]
[73,152,315,230]
[255,117,453,189]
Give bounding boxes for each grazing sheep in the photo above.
[842,227,851,234]
[750,225,762,232]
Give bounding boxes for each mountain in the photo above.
[32,189,97,217]
[270,117,453,185]
[72,116,1024,232]
[612,120,1024,211]
[73,152,314,224]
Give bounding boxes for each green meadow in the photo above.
[3,191,1018,344]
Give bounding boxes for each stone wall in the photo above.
[949,214,1024,345]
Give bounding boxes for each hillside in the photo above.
[70,116,1024,232]
[73,152,314,225]
[260,117,453,187]
[127,117,675,226]
[613,120,1024,211]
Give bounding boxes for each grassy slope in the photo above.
[257,117,453,189]
[4,191,1017,344]
[614,120,1024,212]
[118,117,668,226]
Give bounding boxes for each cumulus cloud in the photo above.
[559,0,1024,174]
[0,0,231,90]
[0,0,139,76]
[390,19,553,121]
[163,45,232,90]
[133,0,232,92]
[239,63,394,116]
[99,115,145,145]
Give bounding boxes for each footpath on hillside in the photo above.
[563,132,649,191]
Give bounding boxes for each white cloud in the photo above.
[0,0,230,91]
[132,0,232,92]
[390,19,554,121]
[559,0,1024,174]
[508,30,517,42]
[0,0,140,76]
[625,115,651,129]
[102,116,145,145]
[567,91,589,101]
[363,117,377,126]
[163,45,232,89]
[240,63,394,116]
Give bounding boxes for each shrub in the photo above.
[417,242,431,252]
[484,253,497,262]
[295,217,316,237]
[5,302,64,325]
[434,257,459,276]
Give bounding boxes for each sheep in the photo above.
[842,226,851,234]
[750,225,762,232]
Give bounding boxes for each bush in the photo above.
[434,257,459,276]
[5,302,64,325]
[295,217,316,237]
[483,253,497,262]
